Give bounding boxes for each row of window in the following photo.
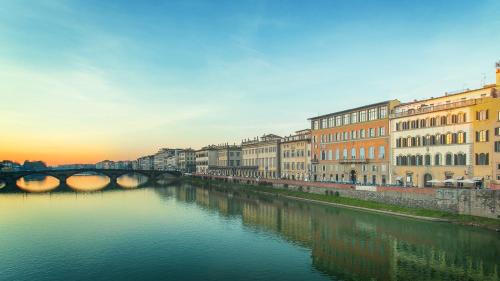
[396,153,467,166]
[282,162,308,170]
[317,146,386,161]
[283,149,310,158]
[395,132,467,147]
[314,127,386,144]
[242,157,277,168]
[395,113,467,131]
[243,146,277,155]
[312,106,388,130]
[314,163,387,173]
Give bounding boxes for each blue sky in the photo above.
[1,0,499,164]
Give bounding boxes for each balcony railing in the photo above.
[339,158,368,164]
[390,99,476,118]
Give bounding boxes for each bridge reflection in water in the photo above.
[0,169,180,193]
[156,185,500,281]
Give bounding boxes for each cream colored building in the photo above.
[279,129,312,181]
[242,134,282,179]
[390,67,500,188]
[216,144,242,167]
[195,146,218,174]
[178,149,196,173]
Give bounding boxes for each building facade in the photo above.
[241,134,282,179]
[195,146,218,174]
[178,149,196,173]
[208,144,243,176]
[390,68,500,188]
[137,155,154,170]
[310,100,400,185]
[153,148,183,171]
[279,129,312,181]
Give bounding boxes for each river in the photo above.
[0,174,498,281]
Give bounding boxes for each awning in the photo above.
[427,179,441,183]
[472,177,483,181]
[458,179,475,184]
[395,176,402,180]
[443,179,457,183]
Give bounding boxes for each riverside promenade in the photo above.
[193,174,500,219]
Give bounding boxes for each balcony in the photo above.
[339,158,368,164]
[390,99,476,119]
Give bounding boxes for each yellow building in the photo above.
[390,66,500,188]
[471,68,500,187]
[279,129,312,181]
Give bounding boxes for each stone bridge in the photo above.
[0,169,181,193]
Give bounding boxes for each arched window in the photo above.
[430,117,436,127]
[440,134,446,145]
[360,148,365,159]
[457,132,466,144]
[435,154,441,166]
[420,119,426,128]
[407,136,412,147]
[396,156,401,166]
[430,135,436,145]
[424,154,431,166]
[476,153,489,165]
[452,114,458,124]
[379,146,385,159]
[445,153,453,165]
[440,116,447,125]
[416,155,423,166]
[335,149,340,160]
[446,133,453,144]
[351,148,356,159]
[401,156,408,166]
[369,146,375,159]
[410,155,416,166]
[343,148,348,160]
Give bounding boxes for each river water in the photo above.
[0,174,499,281]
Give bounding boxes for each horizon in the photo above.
[2,0,500,165]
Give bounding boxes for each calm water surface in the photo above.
[0,175,499,281]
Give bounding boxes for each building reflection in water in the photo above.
[116,173,148,189]
[156,184,500,281]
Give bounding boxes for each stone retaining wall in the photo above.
[197,175,500,219]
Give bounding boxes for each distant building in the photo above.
[0,160,22,172]
[154,148,183,171]
[96,160,114,169]
[195,145,218,174]
[279,129,312,181]
[22,160,48,171]
[137,155,154,170]
[178,149,196,173]
[54,164,96,170]
[209,144,243,176]
[241,134,282,179]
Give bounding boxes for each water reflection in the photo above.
[16,174,59,192]
[157,185,500,281]
[0,180,5,189]
[117,173,148,188]
[67,174,110,192]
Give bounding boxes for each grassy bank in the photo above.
[182,176,500,231]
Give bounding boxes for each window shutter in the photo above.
[486,130,489,142]
[486,110,489,120]
[476,111,479,120]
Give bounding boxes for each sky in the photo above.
[1,0,499,165]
